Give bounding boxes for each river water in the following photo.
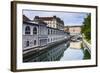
[60,48,84,60]
[23,40,90,62]
[60,40,84,61]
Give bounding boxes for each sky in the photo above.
[23,10,89,26]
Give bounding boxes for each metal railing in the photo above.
[82,39,91,54]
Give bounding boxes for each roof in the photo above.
[23,21,39,26]
[23,15,31,22]
[64,26,82,28]
[23,21,47,26]
[34,16,64,24]
[23,15,47,26]
[38,17,53,20]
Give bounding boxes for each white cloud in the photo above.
[23,10,88,26]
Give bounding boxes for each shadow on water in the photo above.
[23,41,70,62]
[23,40,91,62]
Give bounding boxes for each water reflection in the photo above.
[60,41,84,61]
[23,41,70,62]
[23,40,86,62]
[60,47,84,61]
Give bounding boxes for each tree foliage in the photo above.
[81,14,91,41]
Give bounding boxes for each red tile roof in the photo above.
[34,16,64,24]
[39,17,53,20]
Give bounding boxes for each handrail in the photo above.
[82,39,91,54]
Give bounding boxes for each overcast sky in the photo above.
[23,10,89,26]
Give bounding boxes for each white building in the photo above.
[34,16,64,30]
[23,15,68,50]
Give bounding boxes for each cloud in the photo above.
[23,10,88,26]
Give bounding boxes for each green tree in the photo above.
[81,14,91,42]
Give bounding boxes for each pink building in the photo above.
[64,26,82,36]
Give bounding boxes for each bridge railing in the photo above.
[82,39,91,54]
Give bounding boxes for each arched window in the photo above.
[34,40,36,45]
[26,41,29,47]
[33,27,37,34]
[25,26,30,34]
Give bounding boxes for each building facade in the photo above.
[64,26,82,36]
[34,16,64,30]
[23,15,68,50]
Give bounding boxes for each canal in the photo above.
[23,39,91,62]
[60,41,84,61]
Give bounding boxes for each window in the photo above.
[73,29,75,32]
[26,41,29,47]
[53,30,55,34]
[25,26,30,34]
[48,29,50,35]
[34,40,36,45]
[51,30,52,34]
[53,25,55,28]
[33,27,37,34]
[48,39,49,42]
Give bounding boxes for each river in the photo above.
[60,41,84,61]
[23,39,91,62]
